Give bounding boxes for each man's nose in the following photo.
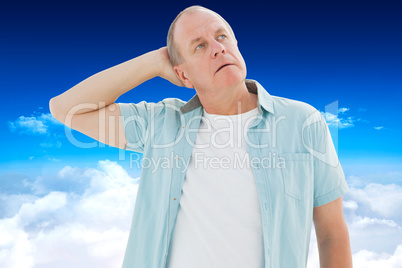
[211,41,226,58]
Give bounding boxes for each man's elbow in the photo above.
[317,226,353,267]
[49,97,64,124]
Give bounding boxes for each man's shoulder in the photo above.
[140,97,188,118]
[125,97,187,112]
[270,95,318,117]
[268,95,326,136]
[160,97,187,106]
[118,97,188,122]
[142,97,187,109]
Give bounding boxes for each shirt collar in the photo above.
[180,79,275,115]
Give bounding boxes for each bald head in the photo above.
[167,6,235,66]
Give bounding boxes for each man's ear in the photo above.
[174,66,194,89]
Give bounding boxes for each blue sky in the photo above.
[1,0,402,267]
[1,0,401,175]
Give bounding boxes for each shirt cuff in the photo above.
[313,181,349,207]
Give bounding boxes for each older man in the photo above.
[49,5,352,268]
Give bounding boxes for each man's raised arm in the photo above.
[49,47,182,149]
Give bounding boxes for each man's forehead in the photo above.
[175,10,229,41]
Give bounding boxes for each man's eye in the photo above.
[196,44,204,50]
[218,34,226,39]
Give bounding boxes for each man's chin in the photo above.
[217,72,246,89]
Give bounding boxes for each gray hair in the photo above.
[166,5,235,66]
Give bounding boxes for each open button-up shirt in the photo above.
[118,79,349,268]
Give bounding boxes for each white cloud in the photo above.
[342,182,402,258]
[338,107,350,113]
[345,183,402,219]
[8,113,60,134]
[47,157,61,162]
[352,245,402,268]
[8,112,64,154]
[347,172,402,188]
[351,216,400,229]
[321,111,355,128]
[8,113,61,135]
[0,160,138,268]
[374,126,384,130]
[344,199,358,210]
[306,227,319,268]
[321,107,373,129]
[40,141,62,148]
[2,164,402,268]
[8,115,48,134]
[15,192,67,227]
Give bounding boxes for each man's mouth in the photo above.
[216,64,232,73]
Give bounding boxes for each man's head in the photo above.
[167,6,235,66]
[167,6,247,92]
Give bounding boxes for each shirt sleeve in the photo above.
[117,101,152,153]
[302,110,349,207]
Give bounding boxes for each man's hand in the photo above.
[156,47,185,87]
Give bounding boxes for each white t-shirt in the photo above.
[166,107,264,268]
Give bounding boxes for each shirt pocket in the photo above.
[280,153,314,200]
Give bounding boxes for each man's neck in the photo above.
[196,81,258,115]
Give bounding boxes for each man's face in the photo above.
[173,10,247,93]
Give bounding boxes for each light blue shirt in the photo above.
[118,79,349,268]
